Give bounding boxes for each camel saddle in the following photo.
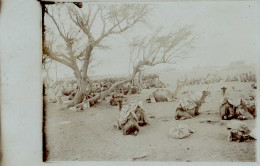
[118,101,145,126]
[179,98,197,110]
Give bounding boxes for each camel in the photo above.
[240,95,256,118]
[117,101,149,135]
[219,97,236,120]
[146,84,181,103]
[175,90,210,120]
[220,87,256,120]
[219,87,236,120]
[236,99,254,120]
[227,121,252,142]
[220,97,255,120]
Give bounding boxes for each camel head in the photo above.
[200,90,210,104]
[221,87,227,96]
[202,90,210,96]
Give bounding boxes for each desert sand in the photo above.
[44,68,256,162]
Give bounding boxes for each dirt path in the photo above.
[44,82,256,161]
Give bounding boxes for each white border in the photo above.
[0,0,259,166]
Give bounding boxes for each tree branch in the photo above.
[128,26,195,73]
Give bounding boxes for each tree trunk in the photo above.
[67,46,93,108]
[67,78,88,107]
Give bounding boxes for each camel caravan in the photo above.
[44,70,256,141]
[116,84,256,140]
[117,85,256,138]
[44,74,166,107]
[176,71,256,87]
[177,73,223,86]
[226,72,256,83]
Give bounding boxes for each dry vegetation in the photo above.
[44,65,256,161]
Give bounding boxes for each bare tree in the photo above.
[76,26,196,107]
[43,4,85,94]
[128,26,196,78]
[43,3,150,107]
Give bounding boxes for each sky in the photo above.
[44,1,260,79]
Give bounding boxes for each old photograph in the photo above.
[42,1,258,162]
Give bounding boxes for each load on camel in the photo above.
[236,95,256,119]
[175,90,210,120]
[169,124,194,139]
[146,84,181,103]
[219,91,256,120]
[227,121,255,142]
[241,95,256,118]
[219,97,236,120]
[117,101,149,135]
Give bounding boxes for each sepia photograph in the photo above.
[0,0,259,165]
[41,1,258,162]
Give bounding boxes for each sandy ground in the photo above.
[44,80,256,161]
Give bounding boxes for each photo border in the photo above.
[0,0,259,166]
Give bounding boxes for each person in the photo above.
[55,81,64,110]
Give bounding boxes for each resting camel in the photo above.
[219,87,256,120]
[117,101,149,135]
[219,97,236,120]
[175,90,210,120]
[236,99,254,120]
[146,84,181,103]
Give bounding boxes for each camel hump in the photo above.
[228,98,240,107]
[118,100,145,126]
[236,106,254,119]
[221,95,240,107]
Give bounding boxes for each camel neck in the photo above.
[197,94,207,106]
